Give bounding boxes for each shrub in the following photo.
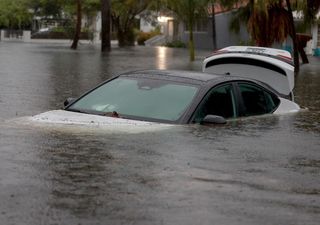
[164,40,186,48]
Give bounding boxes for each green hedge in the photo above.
[164,40,186,48]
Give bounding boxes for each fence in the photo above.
[0,30,30,42]
[2,29,23,39]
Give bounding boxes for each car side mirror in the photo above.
[63,97,76,107]
[201,115,227,125]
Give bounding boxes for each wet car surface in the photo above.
[60,70,299,125]
[31,70,300,127]
[0,42,319,225]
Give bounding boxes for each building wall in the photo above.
[179,11,250,50]
[140,19,154,32]
[312,23,320,56]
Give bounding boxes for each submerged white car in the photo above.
[30,70,299,127]
[29,46,300,126]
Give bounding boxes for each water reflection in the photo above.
[156,47,168,70]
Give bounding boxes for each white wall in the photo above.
[312,24,318,49]
[140,19,154,32]
[0,30,4,41]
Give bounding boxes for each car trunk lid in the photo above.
[202,46,295,97]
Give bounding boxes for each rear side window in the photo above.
[192,84,237,123]
[238,83,280,116]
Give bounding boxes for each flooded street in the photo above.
[0,42,319,225]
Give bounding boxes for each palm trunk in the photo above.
[101,0,111,52]
[188,23,195,61]
[286,0,299,74]
[187,7,195,62]
[211,2,217,50]
[298,45,309,64]
[249,0,254,11]
[71,0,82,50]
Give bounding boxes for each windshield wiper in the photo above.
[67,108,122,119]
[103,111,120,118]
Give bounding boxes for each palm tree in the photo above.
[71,0,82,49]
[301,0,320,24]
[229,0,320,73]
[166,0,210,61]
[229,1,299,71]
[286,0,299,72]
[210,1,217,50]
[247,1,293,47]
[101,0,111,52]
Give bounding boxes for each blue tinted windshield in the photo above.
[68,77,199,122]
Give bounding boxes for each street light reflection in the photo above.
[156,47,167,70]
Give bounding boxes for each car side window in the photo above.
[238,83,280,116]
[193,84,237,123]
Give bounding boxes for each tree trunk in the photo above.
[71,0,82,50]
[286,0,299,74]
[101,0,111,52]
[249,0,254,11]
[298,44,309,64]
[188,13,195,62]
[211,2,217,50]
[296,34,311,64]
[188,22,195,61]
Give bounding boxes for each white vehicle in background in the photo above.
[202,46,300,114]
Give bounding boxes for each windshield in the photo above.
[67,77,199,122]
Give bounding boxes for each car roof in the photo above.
[117,69,281,97]
[119,69,241,85]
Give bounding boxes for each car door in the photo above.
[192,83,238,123]
[236,82,280,117]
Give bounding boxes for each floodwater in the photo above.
[0,42,319,225]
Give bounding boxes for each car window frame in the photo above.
[234,81,281,117]
[189,81,240,123]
